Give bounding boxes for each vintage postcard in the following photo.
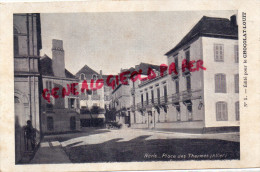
[0,0,259,171]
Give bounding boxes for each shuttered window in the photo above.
[235,74,239,93]
[215,74,226,93]
[234,45,239,63]
[216,101,228,121]
[214,44,224,62]
[235,101,240,121]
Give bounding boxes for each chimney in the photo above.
[52,39,65,77]
[100,70,102,76]
[230,15,237,27]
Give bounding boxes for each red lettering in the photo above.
[196,60,206,71]
[42,89,50,103]
[71,83,79,95]
[160,64,168,77]
[62,84,71,98]
[115,75,119,86]
[168,62,178,75]
[147,67,156,80]
[106,75,115,89]
[96,79,104,90]
[182,59,189,72]
[120,71,130,85]
[51,87,59,99]
[90,79,97,91]
[130,71,139,82]
[189,60,196,72]
[81,80,89,93]
[137,70,147,81]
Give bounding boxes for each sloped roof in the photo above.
[39,55,75,79]
[165,15,238,56]
[75,65,99,78]
[135,62,160,74]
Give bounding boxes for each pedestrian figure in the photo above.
[24,120,36,151]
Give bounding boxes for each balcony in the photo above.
[91,94,100,100]
[181,89,202,102]
[136,102,145,112]
[182,67,190,76]
[171,93,180,104]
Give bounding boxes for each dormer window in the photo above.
[80,73,85,80]
[92,74,97,81]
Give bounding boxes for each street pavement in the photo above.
[30,128,240,164]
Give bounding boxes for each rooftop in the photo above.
[40,55,75,79]
[165,15,238,56]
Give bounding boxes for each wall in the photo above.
[202,37,239,128]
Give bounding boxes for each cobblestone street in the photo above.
[30,128,239,163]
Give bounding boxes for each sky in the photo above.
[40,10,237,75]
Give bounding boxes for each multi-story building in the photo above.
[14,13,42,163]
[130,65,168,129]
[40,39,80,134]
[111,63,160,127]
[130,15,239,133]
[75,66,105,127]
[165,15,239,132]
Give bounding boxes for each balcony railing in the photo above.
[171,93,180,103]
[181,89,202,101]
[171,68,180,80]
[182,67,190,76]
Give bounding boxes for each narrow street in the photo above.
[30,128,239,164]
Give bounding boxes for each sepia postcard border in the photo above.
[0,0,260,171]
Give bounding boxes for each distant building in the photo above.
[14,13,42,163]
[130,64,168,129]
[40,39,80,134]
[75,65,105,127]
[111,63,160,127]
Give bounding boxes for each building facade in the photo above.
[128,15,239,133]
[14,13,42,163]
[75,66,105,127]
[164,15,239,132]
[40,39,80,134]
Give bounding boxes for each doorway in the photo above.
[148,111,155,129]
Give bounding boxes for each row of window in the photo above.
[140,85,168,105]
[134,101,239,122]
[80,73,98,81]
[172,44,238,71]
[214,44,239,63]
[216,101,240,121]
[215,74,239,93]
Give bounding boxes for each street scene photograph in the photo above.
[13,11,240,164]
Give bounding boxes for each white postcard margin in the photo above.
[0,0,260,171]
